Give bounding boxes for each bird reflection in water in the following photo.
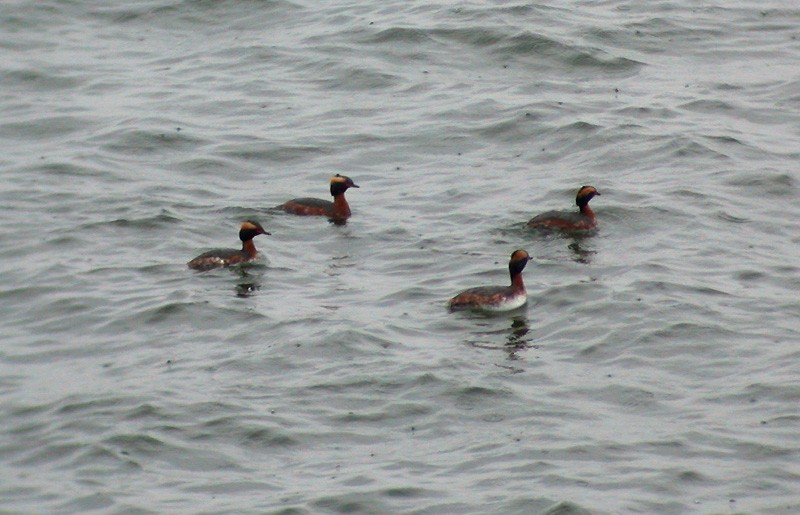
[468,316,538,364]
[326,254,355,278]
[524,222,597,264]
[568,235,596,264]
[234,267,262,298]
[235,281,260,297]
[506,316,531,351]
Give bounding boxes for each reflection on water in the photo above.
[568,239,596,264]
[233,267,263,298]
[522,222,597,264]
[506,316,531,350]
[467,316,537,363]
[326,254,355,277]
[235,281,260,297]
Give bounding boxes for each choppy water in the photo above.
[2,0,800,513]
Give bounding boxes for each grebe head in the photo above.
[509,249,532,275]
[330,174,359,196]
[239,220,270,241]
[576,185,599,207]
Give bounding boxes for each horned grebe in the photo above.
[528,185,600,231]
[277,174,359,221]
[187,221,270,271]
[448,249,532,311]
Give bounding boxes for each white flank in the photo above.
[481,292,527,312]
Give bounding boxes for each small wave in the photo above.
[540,500,594,515]
[367,27,436,44]
[104,433,240,471]
[218,142,331,163]
[78,212,181,231]
[567,52,643,71]
[0,116,89,141]
[726,171,795,197]
[333,402,431,423]
[679,99,736,113]
[715,211,750,224]
[35,161,112,179]
[313,65,402,91]
[646,135,732,161]
[198,416,299,448]
[490,31,643,72]
[103,0,303,26]
[3,68,83,91]
[103,300,268,331]
[614,105,680,120]
[93,126,207,156]
[636,321,740,349]
[55,493,115,513]
[432,26,506,48]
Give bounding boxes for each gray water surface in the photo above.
[2,1,800,513]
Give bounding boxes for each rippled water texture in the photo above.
[2,0,800,513]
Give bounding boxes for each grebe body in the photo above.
[278,174,359,220]
[528,185,600,231]
[188,221,270,271]
[448,250,532,312]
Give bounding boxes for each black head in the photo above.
[239,220,270,241]
[508,249,532,275]
[576,185,599,207]
[330,174,359,196]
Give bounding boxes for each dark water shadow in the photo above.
[466,315,538,365]
[232,264,267,298]
[495,221,598,264]
[234,280,260,298]
[187,261,266,297]
[261,206,350,226]
[567,236,597,264]
[531,226,598,264]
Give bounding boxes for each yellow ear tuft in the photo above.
[330,174,347,184]
[241,221,259,231]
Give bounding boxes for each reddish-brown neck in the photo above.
[241,239,258,258]
[332,194,351,218]
[580,204,595,218]
[510,270,526,293]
